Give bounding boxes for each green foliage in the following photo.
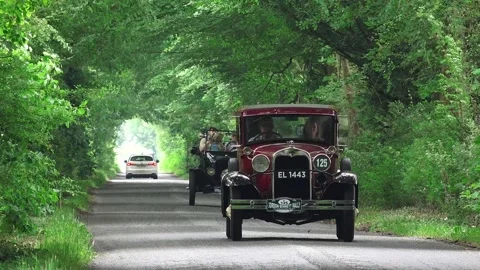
[461,182,480,213]
[357,207,480,247]
[350,102,479,222]
[1,207,94,269]
[156,127,190,177]
[0,148,60,233]
[51,177,86,206]
[0,0,49,45]
[39,208,94,267]
[460,136,480,219]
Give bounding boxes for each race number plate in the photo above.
[266,198,302,213]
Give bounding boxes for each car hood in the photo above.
[250,143,329,157]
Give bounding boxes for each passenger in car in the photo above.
[207,132,225,151]
[303,116,326,141]
[225,133,239,151]
[199,127,218,153]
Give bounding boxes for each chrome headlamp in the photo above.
[206,167,215,176]
[243,146,253,156]
[252,154,270,172]
[326,146,337,155]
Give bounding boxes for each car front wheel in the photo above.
[229,187,243,241]
[221,185,228,217]
[336,185,355,242]
[188,170,196,206]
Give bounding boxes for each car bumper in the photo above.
[230,199,355,211]
[126,168,157,175]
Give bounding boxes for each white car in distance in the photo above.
[125,155,159,179]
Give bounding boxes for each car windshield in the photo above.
[245,115,334,145]
[130,156,154,161]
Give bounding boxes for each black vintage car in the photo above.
[188,129,237,205]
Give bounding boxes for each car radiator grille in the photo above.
[273,155,310,200]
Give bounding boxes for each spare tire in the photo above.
[228,158,239,172]
[340,157,352,172]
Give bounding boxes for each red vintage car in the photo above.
[221,104,358,241]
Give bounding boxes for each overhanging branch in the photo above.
[262,57,293,92]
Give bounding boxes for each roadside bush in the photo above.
[348,144,407,208]
[459,136,480,224]
[157,129,191,177]
[350,102,479,219]
[0,146,59,233]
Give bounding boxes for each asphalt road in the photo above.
[84,173,480,270]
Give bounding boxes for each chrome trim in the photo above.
[253,143,326,155]
[243,147,253,156]
[221,172,262,195]
[252,154,270,173]
[272,147,312,199]
[326,145,337,155]
[230,199,355,211]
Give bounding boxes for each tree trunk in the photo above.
[338,55,359,137]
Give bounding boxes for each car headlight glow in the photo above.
[252,154,270,172]
[206,167,215,176]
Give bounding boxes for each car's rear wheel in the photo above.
[336,185,355,242]
[188,170,196,206]
[229,187,243,241]
[126,174,132,179]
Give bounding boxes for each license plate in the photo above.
[266,198,302,213]
[276,171,307,179]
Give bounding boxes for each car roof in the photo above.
[236,104,337,117]
[129,154,154,157]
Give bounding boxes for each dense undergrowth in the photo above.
[0,169,113,269]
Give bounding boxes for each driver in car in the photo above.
[249,116,281,142]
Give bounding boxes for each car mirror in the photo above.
[156,160,159,163]
[124,160,127,163]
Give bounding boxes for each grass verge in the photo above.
[0,208,94,270]
[0,168,113,269]
[356,207,480,248]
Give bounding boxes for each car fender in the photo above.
[333,172,358,185]
[221,171,253,187]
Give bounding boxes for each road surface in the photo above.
[84,173,480,270]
